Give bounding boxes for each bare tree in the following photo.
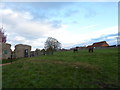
[44,37,61,55]
[0,27,7,43]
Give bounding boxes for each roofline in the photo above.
[93,41,107,44]
[15,44,31,47]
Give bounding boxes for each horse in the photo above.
[88,47,94,53]
[73,48,78,53]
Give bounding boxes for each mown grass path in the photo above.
[2,48,119,88]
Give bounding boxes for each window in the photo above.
[3,50,7,54]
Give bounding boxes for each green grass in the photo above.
[2,58,20,64]
[2,48,119,88]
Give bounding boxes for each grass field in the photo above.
[2,48,119,88]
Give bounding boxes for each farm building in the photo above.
[78,46,86,49]
[2,43,12,59]
[14,44,31,58]
[30,49,41,57]
[87,45,93,48]
[30,51,35,57]
[92,41,109,48]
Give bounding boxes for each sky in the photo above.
[0,1,119,51]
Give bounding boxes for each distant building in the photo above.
[87,41,109,48]
[30,51,35,57]
[78,46,86,49]
[70,46,86,50]
[30,49,41,57]
[35,49,41,56]
[60,48,69,51]
[92,41,109,48]
[87,45,93,48]
[2,43,11,59]
[14,44,31,58]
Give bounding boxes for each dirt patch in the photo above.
[70,62,99,71]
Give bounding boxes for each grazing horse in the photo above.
[73,48,78,53]
[88,47,94,53]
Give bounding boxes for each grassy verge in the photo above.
[2,58,21,64]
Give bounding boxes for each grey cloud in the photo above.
[3,2,79,20]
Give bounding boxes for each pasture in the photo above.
[2,48,119,88]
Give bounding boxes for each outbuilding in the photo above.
[92,41,109,48]
[2,43,11,59]
[14,44,31,58]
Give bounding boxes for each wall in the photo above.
[2,43,11,59]
[102,42,109,47]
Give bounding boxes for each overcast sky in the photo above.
[0,1,119,50]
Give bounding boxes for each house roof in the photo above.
[92,41,109,47]
[15,44,31,47]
